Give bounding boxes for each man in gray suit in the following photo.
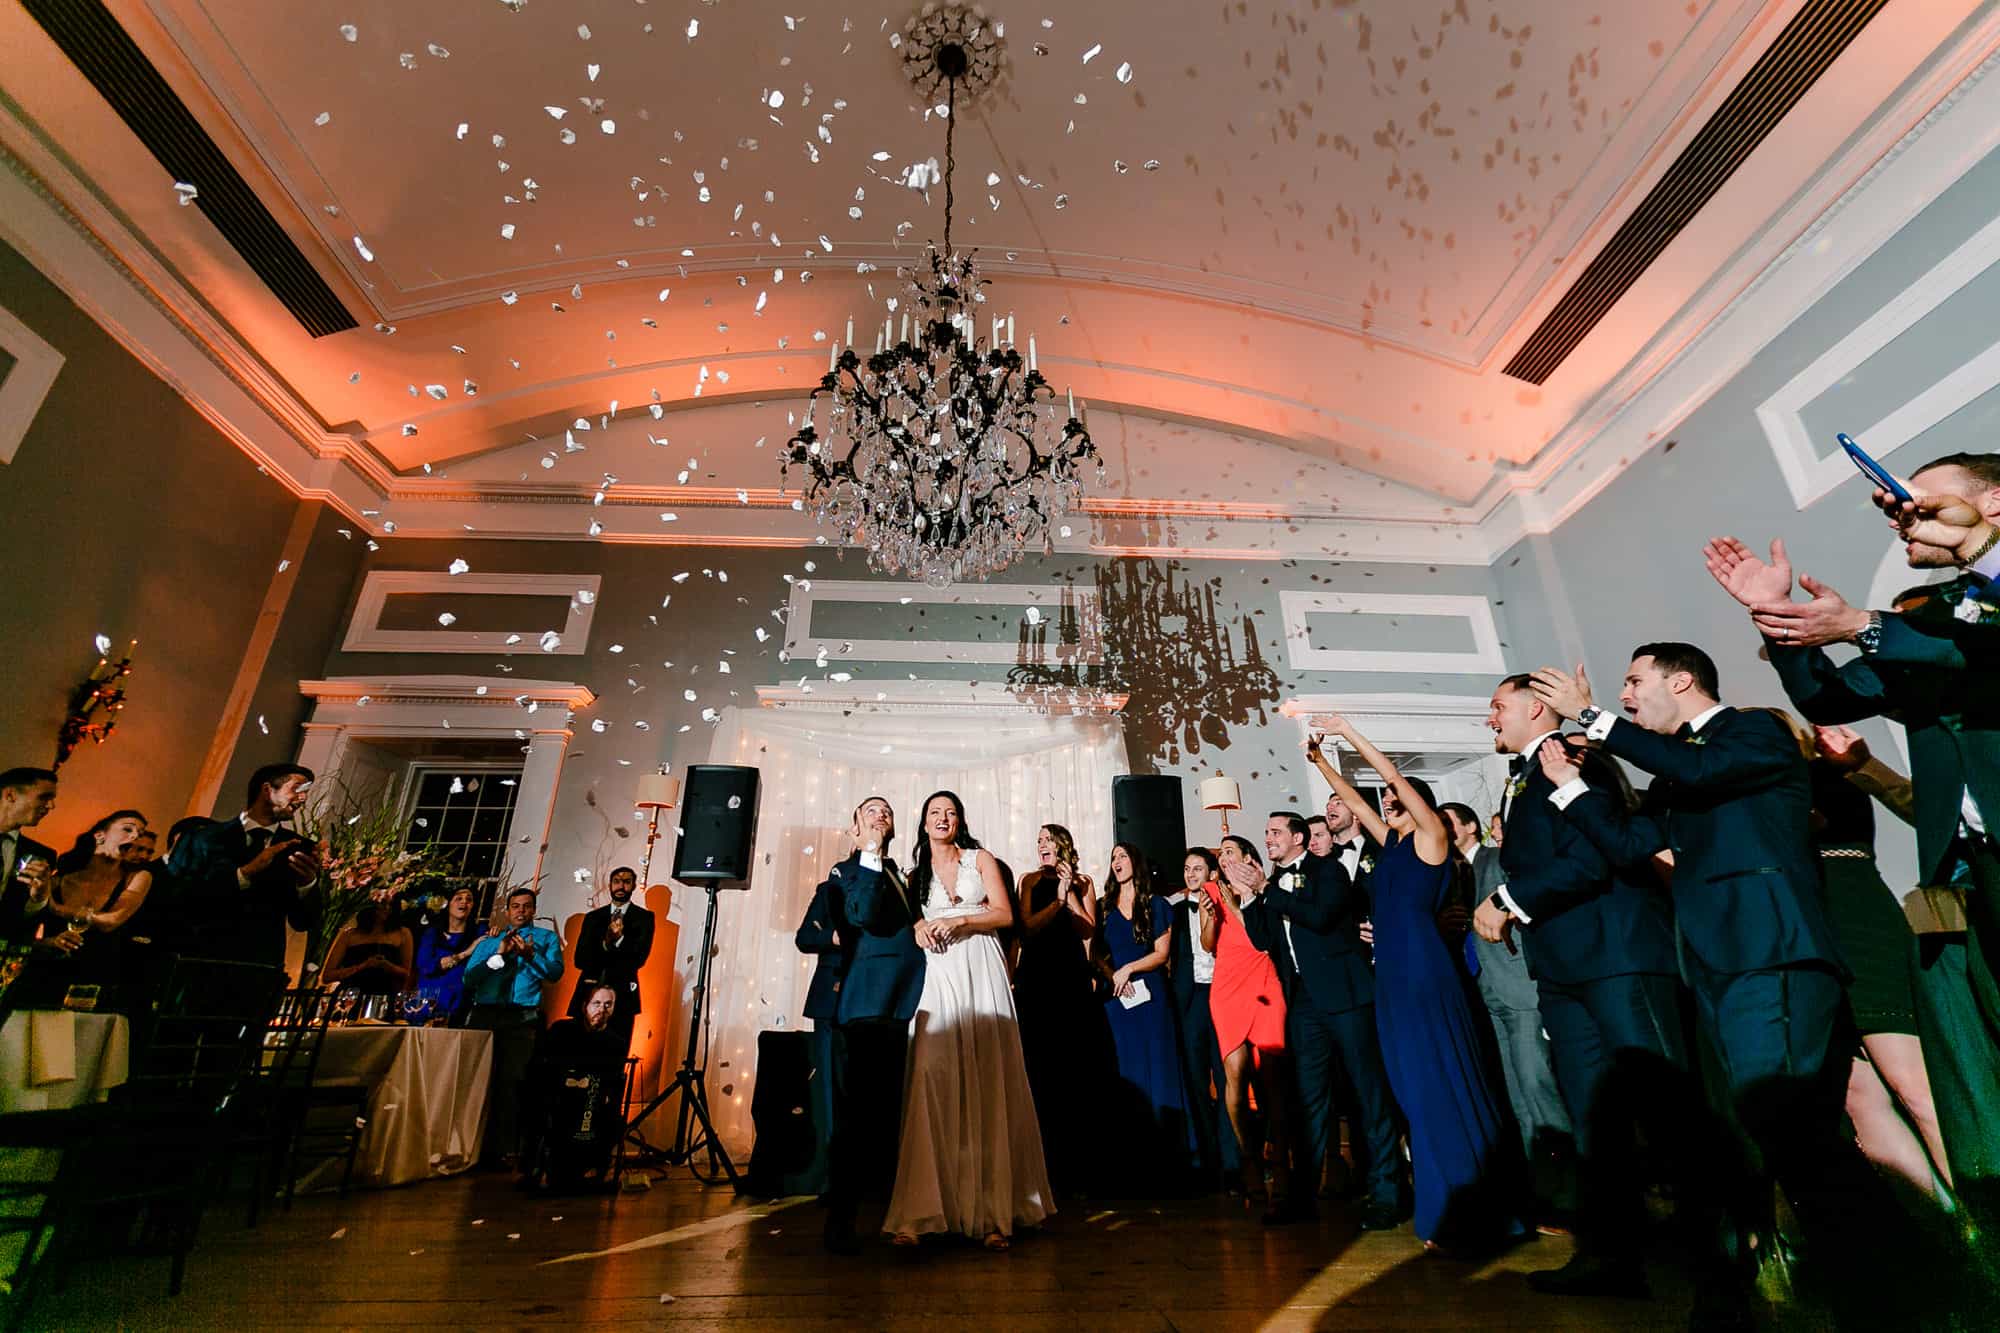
[1440,803,1570,1159]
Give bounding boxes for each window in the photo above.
[401,765,523,910]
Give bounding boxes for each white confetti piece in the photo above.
[173,181,198,206]
[339,24,357,42]
[1116,61,1134,83]
[331,1228,347,1239]
[93,633,112,655]
[1082,42,1102,63]
[686,18,699,39]
[314,111,331,127]
[448,558,470,575]
[437,613,457,627]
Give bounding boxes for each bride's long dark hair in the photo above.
[908,789,983,906]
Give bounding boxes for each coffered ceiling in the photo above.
[0,0,1995,553]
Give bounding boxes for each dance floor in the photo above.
[41,1173,1736,1330]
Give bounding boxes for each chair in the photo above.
[0,956,281,1327]
[233,988,347,1224]
[269,995,369,1209]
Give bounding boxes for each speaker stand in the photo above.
[623,880,741,1189]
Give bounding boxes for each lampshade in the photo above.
[634,771,680,810]
[1199,776,1241,812]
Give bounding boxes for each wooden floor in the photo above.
[35,1172,1736,1331]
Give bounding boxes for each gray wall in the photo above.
[0,236,309,842]
[319,541,1521,899]
[1492,144,2000,893]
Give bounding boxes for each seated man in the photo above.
[522,983,628,1193]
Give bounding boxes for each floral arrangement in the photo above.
[291,776,459,981]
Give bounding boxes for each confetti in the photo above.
[448,558,470,576]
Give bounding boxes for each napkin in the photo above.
[29,1008,77,1085]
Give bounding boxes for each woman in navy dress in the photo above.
[1308,713,1526,1255]
[1095,842,1191,1184]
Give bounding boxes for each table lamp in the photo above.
[634,769,680,898]
[1199,775,1242,837]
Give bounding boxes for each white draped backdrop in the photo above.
[676,699,1131,1149]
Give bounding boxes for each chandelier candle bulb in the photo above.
[1028,336,1036,371]
[829,342,838,372]
[845,317,854,346]
[1006,315,1015,345]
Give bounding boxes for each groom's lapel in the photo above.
[884,857,918,919]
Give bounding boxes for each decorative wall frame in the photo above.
[1277,591,1506,675]
[0,300,63,465]
[340,571,600,655]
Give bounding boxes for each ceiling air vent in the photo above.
[1502,0,1886,386]
[23,0,358,338]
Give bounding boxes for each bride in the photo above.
[884,790,1053,1250]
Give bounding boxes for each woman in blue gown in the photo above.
[1095,842,1191,1186]
[1308,713,1527,1254]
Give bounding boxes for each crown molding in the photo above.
[299,675,598,710]
[756,680,1127,715]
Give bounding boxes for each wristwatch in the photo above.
[1854,610,1885,655]
[1576,705,1603,730]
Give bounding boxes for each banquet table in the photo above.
[295,1025,494,1192]
[0,1010,132,1279]
[0,1009,130,1112]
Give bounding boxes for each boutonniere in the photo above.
[1280,871,1303,890]
[1359,855,1376,874]
[1686,735,1708,747]
[1506,774,1528,798]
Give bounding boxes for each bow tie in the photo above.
[1675,722,1696,740]
[1507,755,1525,776]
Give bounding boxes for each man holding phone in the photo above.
[465,886,565,1170]
[1707,448,2000,1229]
[165,762,322,973]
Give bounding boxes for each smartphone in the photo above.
[1837,432,1913,504]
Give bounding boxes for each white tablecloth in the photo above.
[295,1026,493,1191]
[0,1010,130,1112]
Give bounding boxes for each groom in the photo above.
[819,795,926,1255]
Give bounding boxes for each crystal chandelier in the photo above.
[781,6,1101,586]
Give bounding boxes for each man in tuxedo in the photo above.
[1706,449,2000,1225]
[165,762,320,974]
[0,767,61,945]
[1234,810,1404,1228]
[1530,645,1929,1327]
[790,866,848,1197]
[1472,677,1681,1300]
[568,865,654,1048]
[817,795,925,1255]
[1163,853,1236,1192]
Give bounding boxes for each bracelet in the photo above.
[1963,524,2000,567]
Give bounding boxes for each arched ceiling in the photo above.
[0,0,1993,550]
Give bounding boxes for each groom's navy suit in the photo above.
[1243,847,1404,1211]
[816,849,924,1230]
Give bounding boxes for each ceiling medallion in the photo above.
[781,7,1098,586]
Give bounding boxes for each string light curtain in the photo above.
[676,701,1128,1149]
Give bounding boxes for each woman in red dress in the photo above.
[1194,840,1292,1212]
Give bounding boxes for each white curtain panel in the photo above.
[673,702,1130,1150]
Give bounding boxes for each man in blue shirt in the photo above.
[465,886,565,1167]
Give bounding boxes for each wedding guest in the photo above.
[1439,802,1570,1166]
[0,767,60,944]
[1305,814,1336,858]
[33,809,154,1009]
[166,762,320,973]
[1013,823,1111,1194]
[1303,716,1526,1255]
[162,816,208,861]
[414,886,483,1019]
[464,887,565,1168]
[522,983,626,1193]
[884,792,1050,1250]
[1093,841,1191,1187]
[569,865,655,1044]
[321,901,415,994]
[1530,646,1941,1325]
[1709,462,2000,1226]
[1242,777,1405,1229]
[1475,673,1685,1300]
[1761,713,1951,1201]
[1202,841,1292,1214]
[1167,845,1237,1191]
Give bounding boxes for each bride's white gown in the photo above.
[884,850,1054,1238]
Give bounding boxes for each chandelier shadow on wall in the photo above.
[1009,561,1283,768]
[781,5,1102,587]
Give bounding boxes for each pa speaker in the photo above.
[1111,775,1187,885]
[672,765,760,882]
